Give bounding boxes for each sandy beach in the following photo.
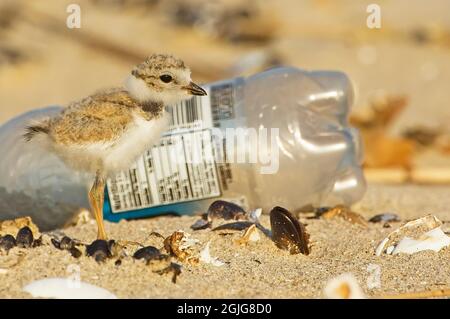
[0,184,449,299]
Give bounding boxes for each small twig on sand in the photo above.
[377,289,450,299]
[364,167,450,184]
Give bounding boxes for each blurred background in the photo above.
[0,0,449,180]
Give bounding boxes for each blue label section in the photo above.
[103,188,209,222]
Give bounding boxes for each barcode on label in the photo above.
[210,82,235,126]
[168,92,213,131]
[106,130,221,213]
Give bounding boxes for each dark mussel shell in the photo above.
[52,236,80,257]
[369,213,400,223]
[86,239,112,263]
[212,221,254,232]
[190,218,211,230]
[315,206,332,217]
[155,262,182,284]
[69,247,82,258]
[402,127,438,146]
[270,206,310,255]
[52,236,75,250]
[133,246,167,262]
[51,238,61,249]
[0,234,16,251]
[59,236,75,250]
[16,226,34,248]
[32,236,43,247]
[206,200,247,221]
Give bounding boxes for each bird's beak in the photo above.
[184,81,207,96]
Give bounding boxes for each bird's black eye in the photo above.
[159,74,173,83]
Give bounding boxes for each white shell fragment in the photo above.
[199,241,225,267]
[392,227,450,255]
[323,273,366,299]
[375,214,444,256]
[236,224,261,245]
[386,246,395,255]
[23,278,117,299]
[178,231,200,250]
[249,208,262,223]
[248,226,261,242]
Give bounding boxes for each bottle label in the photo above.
[105,81,236,213]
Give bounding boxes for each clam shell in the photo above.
[23,278,117,299]
[392,227,450,254]
[375,214,442,256]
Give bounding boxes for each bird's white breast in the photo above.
[102,111,169,175]
[53,111,170,176]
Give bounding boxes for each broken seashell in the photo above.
[375,214,443,256]
[199,241,225,267]
[235,224,260,245]
[164,230,199,264]
[386,246,395,254]
[248,208,262,223]
[0,217,40,238]
[323,273,366,299]
[322,205,368,227]
[392,227,450,254]
[64,208,93,228]
[23,278,117,299]
[270,206,310,255]
[207,200,247,222]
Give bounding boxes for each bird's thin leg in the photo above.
[89,171,107,240]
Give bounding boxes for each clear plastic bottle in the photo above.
[0,67,366,228]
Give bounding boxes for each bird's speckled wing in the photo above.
[48,88,144,145]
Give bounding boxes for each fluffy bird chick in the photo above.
[24,54,206,240]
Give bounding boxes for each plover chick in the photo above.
[23,53,206,240]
